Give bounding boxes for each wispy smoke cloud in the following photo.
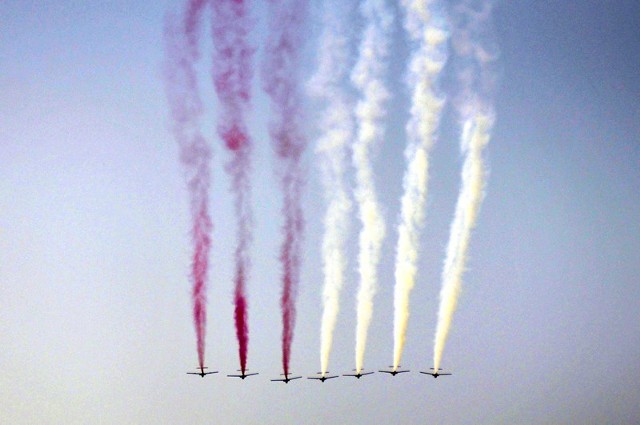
[163,0,212,370]
[433,0,498,372]
[210,0,255,374]
[352,0,394,374]
[308,0,355,376]
[392,0,449,371]
[262,0,308,377]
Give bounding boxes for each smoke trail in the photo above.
[163,0,212,370]
[433,0,498,372]
[352,0,394,374]
[262,0,308,377]
[307,0,354,376]
[210,0,255,374]
[392,0,449,371]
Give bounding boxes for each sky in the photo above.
[1,1,640,424]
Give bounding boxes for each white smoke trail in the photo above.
[392,0,448,371]
[433,115,491,371]
[352,0,394,374]
[432,0,498,372]
[307,0,354,376]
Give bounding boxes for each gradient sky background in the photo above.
[1,1,639,424]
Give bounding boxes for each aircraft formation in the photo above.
[187,366,451,382]
[167,0,498,383]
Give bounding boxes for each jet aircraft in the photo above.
[343,369,374,379]
[271,372,302,384]
[308,372,339,382]
[379,366,410,376]
[420,368,452,378]
[227,370,259,380]
[187,366,218,377]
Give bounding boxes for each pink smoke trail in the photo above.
[262,0,307,377]
[164,0,212,370]
[210,0,255,374]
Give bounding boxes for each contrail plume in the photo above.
[433,0,498,372]
[392,0,448,371]
[163,0,212,370]
[210,0,255,374]
[432,115,491,371]
[351,0,394,374]
[262,0,308,377]
[307,0,354,376]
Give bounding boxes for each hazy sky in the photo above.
[1,1,639,424]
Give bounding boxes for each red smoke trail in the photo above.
[211,0,255,374]
[164,0,212,370]
[262,0,307,377]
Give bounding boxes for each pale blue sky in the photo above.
[1,1,639,424]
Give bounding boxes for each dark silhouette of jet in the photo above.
[420,368,452,378]
[187,366,218,378]
[271,372,302,384]
[227,369,259,380]
[379,366,410,376]
[343,369,374,379]
[308,372,339,382]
